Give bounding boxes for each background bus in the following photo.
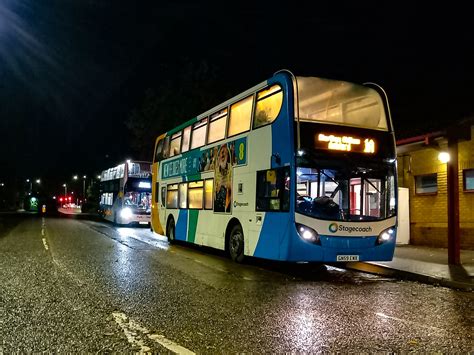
[151,70,397,262]
[99,160,152,226]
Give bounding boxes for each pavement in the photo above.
[346,245,474,291]
[54,207,474,291]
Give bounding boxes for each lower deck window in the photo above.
[188,181,204,209]
[166,184,178,208]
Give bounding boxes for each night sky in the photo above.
[0,1,473,192]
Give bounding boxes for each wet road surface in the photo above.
[0,213,472,352]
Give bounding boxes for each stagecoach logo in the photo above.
[329,223,373,234]
[329,223,338,233]
[234,201,249,208]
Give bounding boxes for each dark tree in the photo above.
[126,58,234,159]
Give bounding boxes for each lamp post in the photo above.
[63,183,67,197]
[26,179,32,194]
[82,175,87,204]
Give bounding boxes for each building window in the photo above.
[463,169,474,192]
[415,174,437,195]
[253,85,283,129]
[228,96,253,137]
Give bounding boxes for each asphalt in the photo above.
[56,208,474,292]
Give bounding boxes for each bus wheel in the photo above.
[228,224,245,263]
[167,217,176,243]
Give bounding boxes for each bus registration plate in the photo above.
[337,255,359,262]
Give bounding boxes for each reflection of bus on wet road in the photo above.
[99,161,152,226]
[151,70,397,263]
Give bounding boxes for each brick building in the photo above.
[396,123,474,250]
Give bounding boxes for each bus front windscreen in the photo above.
[296,163,396,222]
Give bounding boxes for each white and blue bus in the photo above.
[99,161,152,226]
[151,70,397,262]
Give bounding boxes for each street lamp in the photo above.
[63,183,67,197]
[36,179,40,184]
[438,152,450,163]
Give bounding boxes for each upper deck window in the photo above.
[154,139,164,162]
[296,76,388,131]
[181,126,192,153]
[169,131,182,157]
[253,85,283,129]
[228,96,253,137]
[191,118,208,150]
[208,109,228,144]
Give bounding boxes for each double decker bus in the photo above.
[99,160,152,226]
[151,70,397,262]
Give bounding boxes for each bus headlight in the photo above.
[296,223,320,244]
[376,227,395,245]
[120,207,133,219]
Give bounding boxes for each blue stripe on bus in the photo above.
[175,209,188,241]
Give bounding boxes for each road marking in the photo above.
[42,238,49,250]
[375,312,446,332]
[112,312,195,354]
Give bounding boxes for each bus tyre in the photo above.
[229,224,245,263]
[167,218,176,243]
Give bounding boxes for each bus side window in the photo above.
[161,186,166,206]
[166,184,178,208]
[204,179,213,209]
[154,139,164,162]
[155,182,159,204]
[228,95,253,137]
[179,183,188,209]
[162,136,170,159]
[256,167,290,211]
[181,126,191,153]
[169,131,182,157]
[208,109,227,144]
[253,85,283,129]
[191,118,208,149]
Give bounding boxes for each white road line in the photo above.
[42,238,49,250]
[112,312,195,354]
[375,312,446,332]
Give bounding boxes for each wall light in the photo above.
[438,152,450,163]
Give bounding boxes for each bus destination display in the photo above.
[315,133,376,154]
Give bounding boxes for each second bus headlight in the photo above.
[120,207,133,219]
[295,223,320,244]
